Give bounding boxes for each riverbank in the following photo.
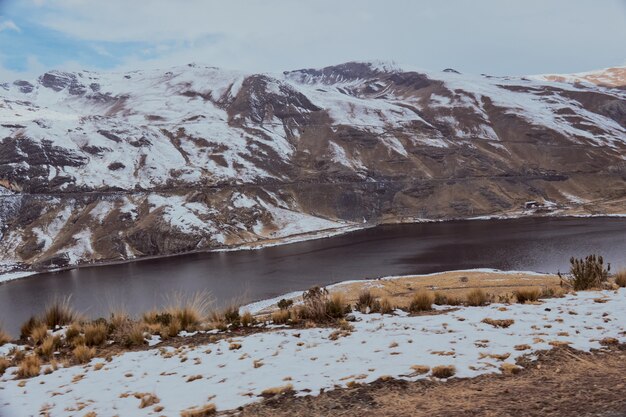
[1,276,624,416]
[2,210,626,285]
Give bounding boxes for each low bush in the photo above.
[466,289,489,306]
[514,288,541,304]
[298,287,348,322]
[568,254,609,290]
[408,291,433,312]
[37,335,59,359]
[433,292,448,306]
[277,299,293,310]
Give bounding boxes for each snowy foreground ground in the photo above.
[1,289,625,416]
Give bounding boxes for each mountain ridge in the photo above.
[0,61,625,274]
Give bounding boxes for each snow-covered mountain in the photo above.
[1,62,625,273]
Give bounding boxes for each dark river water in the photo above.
[1,217,625,336]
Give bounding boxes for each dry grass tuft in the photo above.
[482,318,515,328]
[298,287,348,322]
[514,288,541,303]
[410,365,430,375]
[240,311,254,327]
[139,393,160,408]
[500,362,522,375]
[165,291,213,331]
[260,383,294,397]
[180,403,216,417]
[72,345,95,364]
[271,309,290,324]
[0,357,10,375]
[30,322,49,344]
[20,316,41,340]
[408,291,433,313]
[84,321,109,347]
[37,336,59,359]
[0,326,10,346]
[17,354,41,378]
[64,322,81,344]
[614,270,626,288]
[431,365,456,379]
[379,297,394,314]
[355,290,380,313]
[466,289,489,306]
[42,296,77,329]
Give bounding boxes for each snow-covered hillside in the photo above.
[1,62,625,273]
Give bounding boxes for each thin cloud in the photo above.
[1,0,625,77]
[0,18,20,32]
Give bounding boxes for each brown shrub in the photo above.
[431,365,456,379]
[568,254,609,290]
[433,292,448,306]
[466,289,489,306]
[298,287,347,322]
[180,403,216,417]
[84,322,109,346]
[408,291,433,313]
[42,296,77,329]
[514,288,541,304]
[17,354,41,378]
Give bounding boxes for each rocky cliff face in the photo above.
[1,61,625,273]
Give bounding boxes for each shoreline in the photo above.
[1,212,625,285]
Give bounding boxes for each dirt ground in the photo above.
[225,345,626,417]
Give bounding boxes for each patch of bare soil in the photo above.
[225,346,626,417]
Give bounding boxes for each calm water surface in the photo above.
[1,217,625,335]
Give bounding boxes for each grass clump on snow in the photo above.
[17,354,41,378]
[466,289,489,306]
[514,288,541,304]
[297,287,349,322]
[614,269,626,288]
[355,289,380,313]
[42,296,77,329]
[260,383,294,397]
[84,321,109,347]
[431,365,456,379]
[72,344,95,364]
[408,291,433,312]
[180,403,216,417]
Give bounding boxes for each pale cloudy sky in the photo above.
[0,0,625,80]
